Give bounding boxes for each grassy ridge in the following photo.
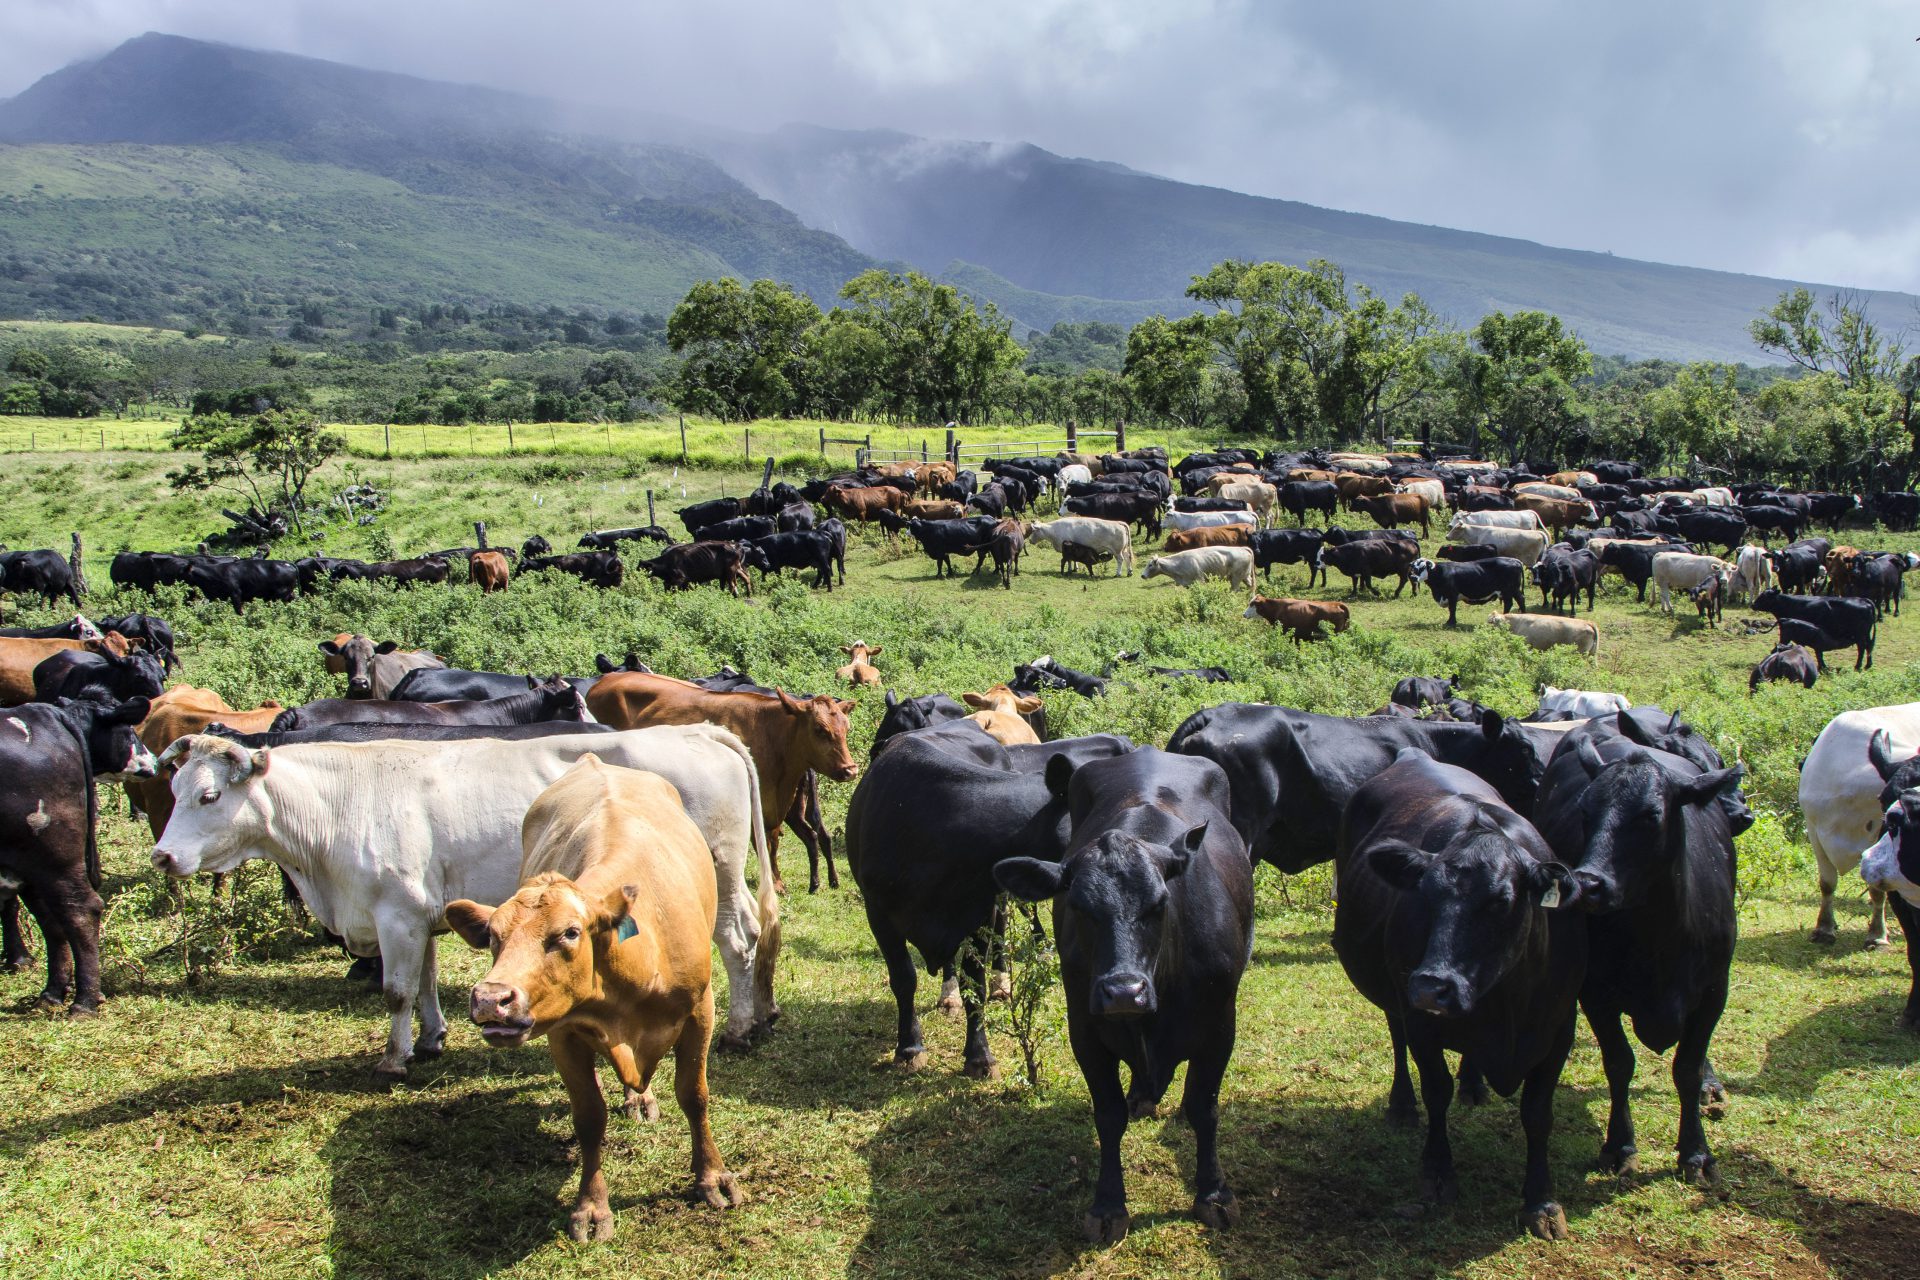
[0,451,1916,1277]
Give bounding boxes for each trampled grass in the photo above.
[0,449,1917,1278]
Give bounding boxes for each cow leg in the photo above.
[1516,1014,1576,1240]
[1407,1032,1458,1206]
[1586,1001,1640,1173]
[551,1029,616,1242]
[1072,1016,1132,1243]
[1891,893,1920,1031]
[785,792,822,894]
[0,894,33,971]
[763,823,786,897]
[936,962,962,1013]
[18,886,75,1010]
[987,896,1012,1001]
[676,985,744,1209]
[1810,833,1843,945]
[371,912,426,1080]
[1454,1055,1489,1107]
[958,939,998,1080]
[411,938,447,1059]
[1384,1011,1419,1126]
[712,870,760,1050]
[1672,988,1726,1185]
[1868,885,1891,951]
[869,910,926,1069]
[608,1041,659,1122]
[58,885,105,1015]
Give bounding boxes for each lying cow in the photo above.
[447,758,745,1240]
[1243,595,1350,643]
[1533,686,1628,720]
[1141,547,1255,592]
[836,641,883,688]
[961,686,1044,746]
[1749,642,1818,693]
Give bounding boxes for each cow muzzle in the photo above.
[346,678,373,697]
[830,761,859,783]
[151,847,191,878]
[1408,968,1471,1018]
[470,982,534,1045]
[1092,973,1155,1019]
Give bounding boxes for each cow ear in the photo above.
[867,646,882,657]
[1530,861,1577,910]
[1161,823,1207,879]
[1616,709,1657,747]
[839,645,853,655]
[444,900,494,950]
[525,675,540,689]
[884,690,899,709]
[1479,707,1505,740]
[1045,754,1076,801]
[1678,764,1745,809]
[776,688,803,715]
[1870,729,1903,782]
[1014,696,1043,714]
[317,639,342,656]
[1574,736,1606,777]
[595,654,616,674]
[994,856,1066,901]
[374,640,399,655]
[1368,840,1428,890]
[836,699,856,714]
[111,696,151,725]
[962,692,989,710]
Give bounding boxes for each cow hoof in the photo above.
[31,992,65,1014]
[751,1008,781,1038]
[1192,1189,1240,1230]
[772,878,788,897]
[1898,1009,1920,1033]
[345,957,382,985]
[695,1172,747,1210]
[1385,1096,1419,1128]
[893,1048,928,1072]
[65,1003,102,1020]
[1420,1173,1459,1206]
[412,1035,446,1060]
[1600,1144,1639,1175]
[625,1089,661,1124]
[371,1062,409,1087]
[716,1031,754,1055]
[1679,1155,1718,1187]
[1866,937,1893,953]
[1082,1209,1130,1245]
[962,1055,1000,1081]
[567,1204,614,1243]
[988,973,1012,1002]
[936,992,963,1016]
[1127,1095,1159,1120]
[1809,928,1837,946]
[1521,1201,1569,1240]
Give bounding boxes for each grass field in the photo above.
[0,450,1917,1279]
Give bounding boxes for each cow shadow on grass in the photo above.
[1735,920,1888,974]
[1738,992,1920,1100]
[1708,1145,1920,1280]
[711,991,907,1115]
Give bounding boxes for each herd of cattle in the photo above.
[2,443,1919,1247]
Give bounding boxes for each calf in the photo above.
[1332,750,1583,1240]
[1651,552,1733,614]
[1750,642,1818,692]
[446,758,744,1240]
[31,645,164,706]
[965,519,1026,588]
[469,549,510,593]
[319,633,445,699]
[995,749,1253,1242]
[1242,596,1350,643]
[1409,556,1526,625]
[836,641,883,688]
[961,685,1044,746]
[1058,541,1114,577]
[1753,590,1877,670]
[1729,544,1771,603]
[1011,655,1107,699]
[1687,571,1725,625]
[1141,547,1255,591]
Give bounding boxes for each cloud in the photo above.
[2,1,1918,291]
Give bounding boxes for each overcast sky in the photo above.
[6,0,1918,292]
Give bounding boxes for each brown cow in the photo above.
[1286,468,1337,484]
[1164,525,1252,554]
[318,633,445,699]
[960,685,1043,746]
[470,549,510,593]
[446,757,744,1241]
[1350,493,1431,537]
[1335,473,1394,507]
[586,674,857,894]
[0,633,130,705]
[1243,595,1352,644]
[127,685,285,837]
[823,485,908,523]
[836,641,884,688]
[1825,546,1861,596]
[915,461,957,493]
[905,498,966,521]
[1513,493,1595,538]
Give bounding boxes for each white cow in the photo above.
[1211,480,1277,526]
[1651,551,1734,614]
[1534,686,1630,719]
[1396,478,1445,510]
[1165,509,1258,534]
[1799,704,1920,947]
[1140,546,1255,591]
[1512,481,1582,502]
[151,726,777,1078]
[1729,544,1773,603]
[1057,463,1093,490]
[1450,510,1547,534]
[1455,523,1549,565]
[1692,487,1735,507]
[1027,516,1134,575]
[1488,612,1598,655]
[1328,453,1391,473]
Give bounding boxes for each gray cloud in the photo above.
[5,1,1918,291]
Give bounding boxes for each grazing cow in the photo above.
[1597,540,1676,603]
[1849,553,1904,618]
[31,645,164,706]
[1531,545,1600,614]
[319,633,446,699]
[1057,541,1115,577]
[587,674,857,895]
[1163,525,1250,555]
[1672,509,1747,557]
[995,749,1253,1242]
[824,485,909,523]
[1533,687,1628,719]
[1688,572,1725,624]
[1453,523,1549,566]
[1107,651,1233,682]
[1741,503,1801,543]
[741,531,838,591]
[1278,480,1339,524]
[1750,642,1818,693]
[1391,675,1458,711]
[1411,557,1527,626]
[1651,552,1733,614]
[154,726,777,1071]
[1141,547,1255,591]
[1806,492,1861,531]
[1436,543,1500,562]
[636,543,748,595]
[836,642,883,688]
[904,518,997,579]
[1248,529,1326,586]
[1243,596,1350,643]
[1027,518,1134,576]
[1872,491,1920,531]
[677,498,742,538]
[0,548,81,613]
[445,758,744,1239]
[469,549,510,593]
[272,677,589,733]
[690,516,777,545]
[1489,612,1598,656]
[522,550,626,590]
[0,696,156,1007]
[1352,493,1431,537]
[961,685,1044,746]
[847,724,1133,1076]
[1774,613,1850,670]
[1729,545,1771,603]
[577,525,671,551]
[1166,703,1548,872]
[1753,591,1877,670]
[330,556,452,588]
[1332,750,1583,1240]
[187,558,300,613]
[1797,704,1920,949]
[1319,538,1419,597]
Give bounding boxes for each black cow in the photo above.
[1278,480,1339,525]
[1410,556,1526,626]
[1597,541,1667,602]
[1589,460,1641,483]
[331,556,451,587]
[1536,733,1742,1185]
[995,749,1253,1243]
[1741,503,1801,543]
[677,498,741,538]
[966,484,1010,519]
[1063,492,1162,538]
[389,667,597,702]
[0,549,80,611]
[1319,538,1418,597]
[1391,675,1458,711]
[936,470,979,503]
[1769,541,1826,594]
[1166,703,1549,872]
[1773,617,1846,670]
[1455,488,1516,512]
[521,550,626,590]
[92,613,176,673]
[691,515,777,544]
[1858,735,1920,1030]
[871,691,970,760]
[1848,553,1904,618]
[187,558,299,613]
[741,531,837,590]
[1172,497,1250,514]
[577,525,671,550]
[1806,492,1860,531]
[905,518,997,579]
[0,696,156,1012]
[1332,750,1584,1240]
[774,502,816,533]
[520,535,552,559]
[1872,491,1920,531]
[1672,509,1747,556]
[1010,655,1107,698]
[31,647,165,705]
[269,677,589,732]
[816,517,848,587]
[1752,591,1877,669]
[1107,650,1233,682]
[1437,543,1501,562]
[1247,529,1325,586]
[844,725,1133,1078]
[111,551,197,593]
[1533,545,1599,614]
[1750,642,1818,692]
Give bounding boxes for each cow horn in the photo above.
[156,737,194,767]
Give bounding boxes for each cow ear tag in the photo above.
[1540,881,1562,910]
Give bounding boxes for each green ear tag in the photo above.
[617,917,638,942]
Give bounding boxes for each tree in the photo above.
[1123,314,1215,427]
[169,407,345,535]
[831,270,1024,424]
[667,278,821,421]
[1644,363,1745,472]
[1451,311,1593,463]
[1750,288,1903,391]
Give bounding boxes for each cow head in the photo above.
[1615,709,1753,836]
[1409,558,1434,585]
[151,735,272,877]
[1560,740,1743,912]
[1861,783,1920,908]
[776,689,858,782]
[995,824,1205,1019]
[55,696,156,780]
[526,675,592,722]
[318,634,398,697]
[871,692,967,760]
[740,542,771,572]
[447,871,634,1048]
[1474,709,1549,815]
[1370,825,1574,1017]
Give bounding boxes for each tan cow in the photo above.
[126,685,287,837]
[1243,596,1351,643]
[1487,612,1599,656]
[836,641,884,688]
[470,550,510,593]
[904,498,966,521]
[1286,468,1337,484]
[0,633,130,706]
[823,485,908,523]
[915,461,957,493]
[961,685,1043,746]
[1164,525,1251,554]
[446,757,744,1241]
[1513,493,1596,538]
[1335,473,1394,507]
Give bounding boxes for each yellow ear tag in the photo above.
[1540,881,1561,910]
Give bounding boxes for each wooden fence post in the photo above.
[473,521,488,550]
[1066,419,1077,453]
[680,414,687,461]
[819,426,826,457]
[945,427,954,463]
[646,490,656,529]
[507,421,515,452]
[744,427,750,462]
[384,424,392,458]
[1116,420,1127,451]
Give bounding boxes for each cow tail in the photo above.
[712,727,780,1014]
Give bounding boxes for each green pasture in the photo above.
[0,450,1916,1279]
